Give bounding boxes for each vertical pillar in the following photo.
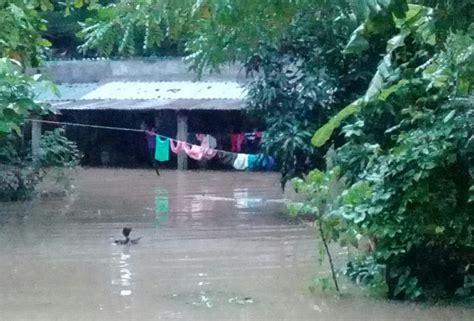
[176,111,188,170]
[31,115,42,161]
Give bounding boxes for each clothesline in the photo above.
[27,118,250,156]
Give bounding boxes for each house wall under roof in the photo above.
[31,59,263,170]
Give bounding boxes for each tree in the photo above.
[0,0,53,66]
[0,0,80,201]
[77,0,196,57]
[0,0,53,137]
[309,1,474,299]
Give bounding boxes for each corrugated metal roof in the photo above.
[37,80,246,111]
[48,99,243,111]
[82,81,244,100]
[39,81,245,101]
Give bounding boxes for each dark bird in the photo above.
[114,227,141,245]
[122,227,131,238]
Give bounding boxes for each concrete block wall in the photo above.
[32,58,245,83]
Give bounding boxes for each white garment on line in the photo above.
[233,154,248,170]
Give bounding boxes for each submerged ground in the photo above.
[0,169,471,320]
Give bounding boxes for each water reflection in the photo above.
[112,247,134,301]
[234,188,263,209]
[154,189,169,226]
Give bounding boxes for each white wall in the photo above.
[31,58,246,84]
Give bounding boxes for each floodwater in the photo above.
[0,169,471,321]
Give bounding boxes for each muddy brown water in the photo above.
[0,169,471,321]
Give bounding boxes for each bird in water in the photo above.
[114,227,142,245]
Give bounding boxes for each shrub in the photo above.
[0,128,80,201]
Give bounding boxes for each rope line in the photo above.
[27,118,245,156]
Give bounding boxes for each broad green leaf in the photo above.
[443,110,455,123]
[344,25,369,55]
[74,0,84,8]
[37,39,52,47]
[387,34,405,52]
[312,101,361,147]
[378,79,409,101]
[10,123,22,136]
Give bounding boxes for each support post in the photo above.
[31,115,42,161]
[176,111,188,170]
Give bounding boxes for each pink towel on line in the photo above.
[170,140,186,153]
[183,143,217,161]
[171,140,217,160]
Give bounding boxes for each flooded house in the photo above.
[34,59,263,169]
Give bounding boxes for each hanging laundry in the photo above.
[244,132,256,141]
[170,140,186,154]
[183,144,204,160]
[247,154,259,170]
[191,145,216,160]
[201,134,217,149]
[244,130,261,154]
[259,154,276,170]
[202,148,217,160]
[231,133,245,153]
[145,129,156,151]
[200,134,217,160]
[258,155,276,170]
[246,153,276,171]
[154,136,170,162]
[217,151,237,166]
[144,128,156,165]
[233,153,249,170]
[253,154,267,170]
[266,156,276,170]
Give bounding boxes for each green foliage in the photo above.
[0,0,54,66]
[243,2,380,185]
[185,0,310,74]
[0,1,80,201]
[41,4,96,58]
[77,0,195,56]
[0,163,41,201]
[313,2,473,147]
[308,0,474,300]
[0,128,81,201]
[0,136,40,201]
[313,3,438,147]
[76,0,310,60]
[338,98,473,299]
[0,58,50,137]
[0,59,79,200]
[38,128,81,168]
[290,163,348,292]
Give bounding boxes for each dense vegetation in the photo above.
[0,1,80,200]
[296,1,474,299]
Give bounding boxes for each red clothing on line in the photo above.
[231,133,245,153]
